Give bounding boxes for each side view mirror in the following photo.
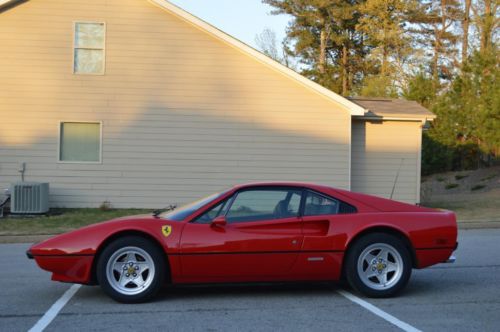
[211,215,227,227]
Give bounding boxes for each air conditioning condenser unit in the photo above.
[10,182,49,214]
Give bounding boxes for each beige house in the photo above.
[0,0,435,208]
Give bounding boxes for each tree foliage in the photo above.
[262,0,366,95]
[408,0,462,86]
[430,49,499,154]
[260,0,499,174]
[357,0,416,96]
[255,28,281,61]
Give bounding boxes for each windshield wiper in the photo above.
[152,204,177,217]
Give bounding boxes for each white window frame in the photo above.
[72,21,106,75]
[58,121,103,164]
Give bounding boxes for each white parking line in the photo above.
[337,290,422,332]
[28,284,81,332]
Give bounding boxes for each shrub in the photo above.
[481,174,497,181]
[421,134,453,176]
[99,201,112,211]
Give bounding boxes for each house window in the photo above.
[73,22,105,74]
[59,122,101,162]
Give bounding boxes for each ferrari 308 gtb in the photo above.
[27,182,457,303]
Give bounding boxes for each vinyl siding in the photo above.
[0,0,351,208]
[351,120,422,204]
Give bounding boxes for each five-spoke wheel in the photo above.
[106,247,155,296]
[345,233,411,298]
[97,236,166,303]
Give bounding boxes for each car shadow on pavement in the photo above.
[74,270,460,305]
[157,282,341,302]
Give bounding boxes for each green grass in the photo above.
[436,176,446,182]
[455,174,469,180]
[0,208,151,236]
[445,183,459,189]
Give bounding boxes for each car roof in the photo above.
[231,182,334,192]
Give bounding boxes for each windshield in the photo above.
[160,192,224,221]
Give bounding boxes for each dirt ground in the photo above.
[421,166,500,222]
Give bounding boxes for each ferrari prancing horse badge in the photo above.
[161,225,172,237]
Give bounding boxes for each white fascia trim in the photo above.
[148,0,365,116]
[353,116,433,123]
[0,0,19,9]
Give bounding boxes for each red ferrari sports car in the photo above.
[27,182,457,303]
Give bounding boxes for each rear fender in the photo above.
[344,225,416,268]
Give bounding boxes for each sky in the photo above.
[168,0,291,50]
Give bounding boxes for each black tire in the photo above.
[344,233,412,298]
[96,236,166,303]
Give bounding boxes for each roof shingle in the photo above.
[349,97,436,120]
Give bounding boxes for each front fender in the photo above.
[28,217,184,283]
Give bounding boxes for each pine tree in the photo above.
[357,0,413,76]
[357,0,417,96]
[263,0,365,95]
[404,71,436,108]
[430,49,499,165]
[471,0,499,55]
[462,0,472,64]
[409,0,462,88]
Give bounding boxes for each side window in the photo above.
[194,199,228,224]
[226,189,301,223]
[288,192,301,216]
[304,191,339,216]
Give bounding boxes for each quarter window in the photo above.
[59,122,101,162]
[194,199,229,223]
[73,22,105,74]
[303,191,339,216]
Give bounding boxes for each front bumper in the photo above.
[26,250,34,259]
[29,254,94,283]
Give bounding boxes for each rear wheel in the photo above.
[345,233,411,298]
[96,236,165,303]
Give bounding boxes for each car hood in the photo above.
[29,214,178,256]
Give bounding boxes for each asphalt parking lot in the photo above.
[1,229,499,332]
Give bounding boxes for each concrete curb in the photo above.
[458,221,500,230]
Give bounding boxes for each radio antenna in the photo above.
[390,158,404,199]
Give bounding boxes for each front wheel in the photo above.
[344,233,412,298]
[96,236,166,303]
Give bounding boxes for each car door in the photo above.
[179,187,304,281]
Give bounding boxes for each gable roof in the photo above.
[0,0,365,116]
[349,97,436,121]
